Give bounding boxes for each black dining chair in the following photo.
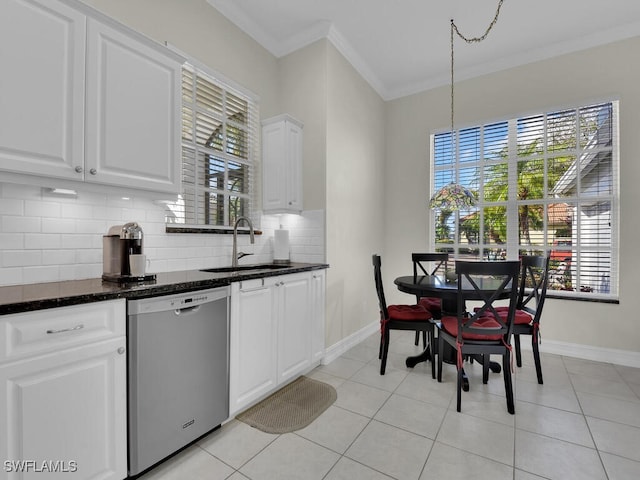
[372,254,433,375]
[437,260,520,414]
[411,253,449,345]
[487,254,550,384]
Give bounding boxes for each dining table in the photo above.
[394,273,509,389]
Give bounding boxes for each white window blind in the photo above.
[431,101,619,300]
[166,62,259,228]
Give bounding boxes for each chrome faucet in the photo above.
[232,216,255,267]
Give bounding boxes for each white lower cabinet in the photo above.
[0,300,127,480]
[229,278,277,416]
[229,270,326,415]
[276,273,312,383]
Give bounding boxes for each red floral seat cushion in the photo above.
[387,304,432,321]
[441,315,504,340]
[419,297,442,315]
[475,305,533,325]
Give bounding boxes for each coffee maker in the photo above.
[102,222,154,282]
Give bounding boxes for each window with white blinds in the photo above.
[431,101,619,300]
[165,63,259,228]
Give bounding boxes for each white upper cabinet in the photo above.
[0,0,86,179]
[85,18,182,193]
[0,0,183,195]
[262,115,303,214]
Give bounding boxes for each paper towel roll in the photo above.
[274,229,290,262]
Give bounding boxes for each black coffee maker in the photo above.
[102,222,151,282]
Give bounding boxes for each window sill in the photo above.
[545,292,619,304]
[165,226,263,235]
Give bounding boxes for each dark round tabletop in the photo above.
[394,274,509,301]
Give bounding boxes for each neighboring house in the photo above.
[551,105,613,293]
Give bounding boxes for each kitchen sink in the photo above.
[200,264,291,273]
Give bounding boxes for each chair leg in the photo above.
[429,326,436,379]
[482,354,490,384]
[379,333,383,359]
[414,330,420,346]
[456,361,463,412]
[503,351,515,414]
[532,330,544,384]
[380,327,390,375]
[437,334,444,382]
[422,330,427,348]
[514,334,522,367]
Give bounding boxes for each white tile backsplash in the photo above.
[0,182,325,286]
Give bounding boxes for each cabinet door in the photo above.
[229,281,277,415]
[275,273,311,383]
[284,120,303,212]
[310,269,326,363]
[85,18,182,194]
[262,116,303,213]
[0,337,127,480]
[0,0,85,179]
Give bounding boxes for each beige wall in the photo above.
[325,43,386,345]
[385,36,640,353]
[277,41,328,211]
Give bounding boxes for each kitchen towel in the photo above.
[274,229,289,262]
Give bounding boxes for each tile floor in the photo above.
[139,331,640,480]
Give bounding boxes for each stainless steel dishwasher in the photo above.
[127,286,230,476]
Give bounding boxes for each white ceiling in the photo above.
[206,0,640,101]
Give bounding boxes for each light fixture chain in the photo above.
[450,0,505,149]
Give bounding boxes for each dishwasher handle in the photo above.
[174,305,201,315]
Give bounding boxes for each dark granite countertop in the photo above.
[0,262,329,315]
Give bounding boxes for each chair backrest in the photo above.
[455,260,520,341]
[372,254,389,321]
[412,253,448,280]
[517,254,550,324]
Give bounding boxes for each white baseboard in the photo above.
[322,322,379,365]
[519,338,640,368]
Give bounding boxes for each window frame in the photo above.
[430,100,619,301]
[165,55,260,231]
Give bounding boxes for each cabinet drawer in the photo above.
[0,300,125,363]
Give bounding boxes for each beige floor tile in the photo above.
[586,416,640,462]
[345,420,433,480]
[422,442,513,480]
[198,419,277,469]
[516,378,581,412]
[316,356,366,379]
[334,379,391,417]
[514,401,594,447]
[600,452,640,480]
[324,456,395,480]
[570,372,639,402]
[614,364,640,386]
[577,391,640,428]
[307,369,347,389]
[374,393,447,439]
[350,362,409,391]
[137,444,234,480]
[515,429,606,480]
[395,370,455,408]
[240,433,339,480]
[437,411,515,466]
[295,405,370,454]
[563,357,623,380]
